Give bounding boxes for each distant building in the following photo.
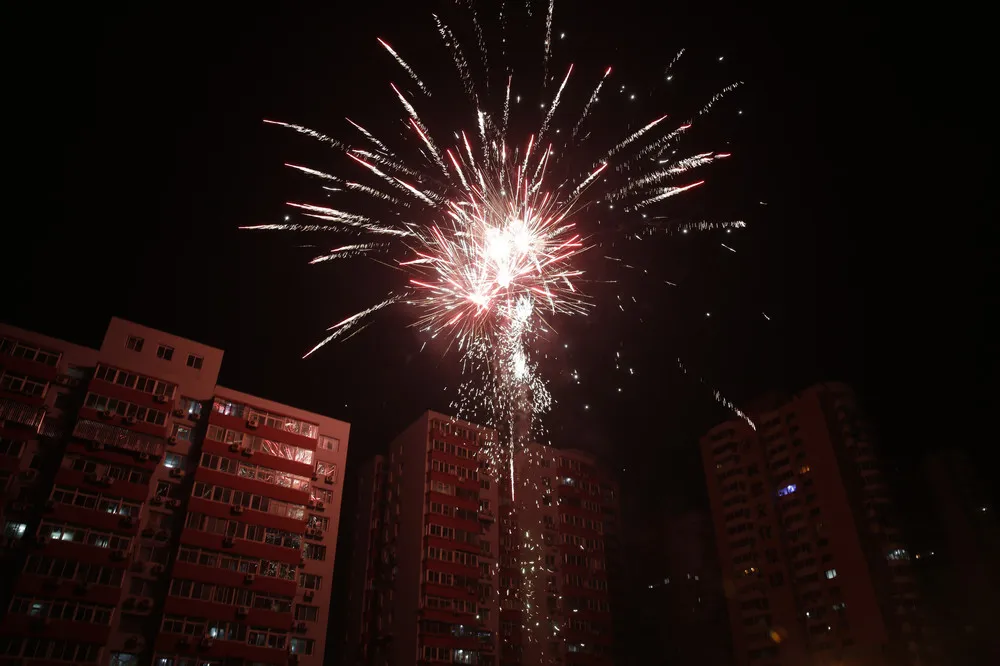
[0,318,350,666]
[344,411,620,666]
[700,382,935,666]
[901,450,1000,665]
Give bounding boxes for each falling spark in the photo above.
[258,0,748,640]
[376,37,430,95]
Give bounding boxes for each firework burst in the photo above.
[250,0,748,655]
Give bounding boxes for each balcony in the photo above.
[72,419,165,458]
[0,397,47,432]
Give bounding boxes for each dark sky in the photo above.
[4,1,991,511]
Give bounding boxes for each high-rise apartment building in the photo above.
[344,411,619,666]
[701,383,933,666]
[0,318,349,666]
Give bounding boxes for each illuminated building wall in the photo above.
[0,317,349,666]
[345,412,619,666]
[700,382,934,666]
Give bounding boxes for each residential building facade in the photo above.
[701,382,934,666]
[0,318,349,666]
[344,412,619,666]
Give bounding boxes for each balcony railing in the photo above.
[0,397,46,432]
[72,419,165,458]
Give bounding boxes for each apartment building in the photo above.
[701,382,933,666]
[345,411,619,666]
[0,317,349,666]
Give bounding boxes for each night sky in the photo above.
[5,1,991,516]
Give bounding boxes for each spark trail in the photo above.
[253,0,751,655]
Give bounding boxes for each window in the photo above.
[289,638,314,655]
[4,521,27,539]
[179,397,203,418]
[825,568,838,579]
[156,345,174,361]
[0,438,25,457]
[164,453,186,470]
[304,544,327,561]
[311,487,334,504]
[295,605,319,622]
[1,371,49,397]
[318,436,339,452]
[186,354,204,370]
[125,336,144,352]
[171,425,191,442]
[299,573,322,590]
[1,336,62,366]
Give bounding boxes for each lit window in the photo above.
[3,521,27,539]
[887,548,909,561]
[164,453,186,470]
[318,436,339,452]
[156,345,174,361]
[777,484,797,497]
[171,424,192,442]
[799,465,811,474]
[290,638,314,655]
[825,568,837,579]
[186,354,204,370]
[125,336,144,352]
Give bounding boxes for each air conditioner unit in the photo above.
[315,501,325,511]
[169,468,185,478]
[240,447,253,457]
[138,452,150,461]
[311,473,319,481]
[100,474,114,485]
[154,394,168,404]
[232,505,245,515]
[324,475,334,485]
[228,443,241,452]
[168,436,178,445]
[100,410,115,419]
[307,500,317,509]
[303,591,315,601]
[237,606,250,617]
[172,408,185,418]
[125,415,138,425]
[246,415,259,429]
[244,574,255,584]
[168,499,182,509]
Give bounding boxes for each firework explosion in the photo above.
[249,0,749,656]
